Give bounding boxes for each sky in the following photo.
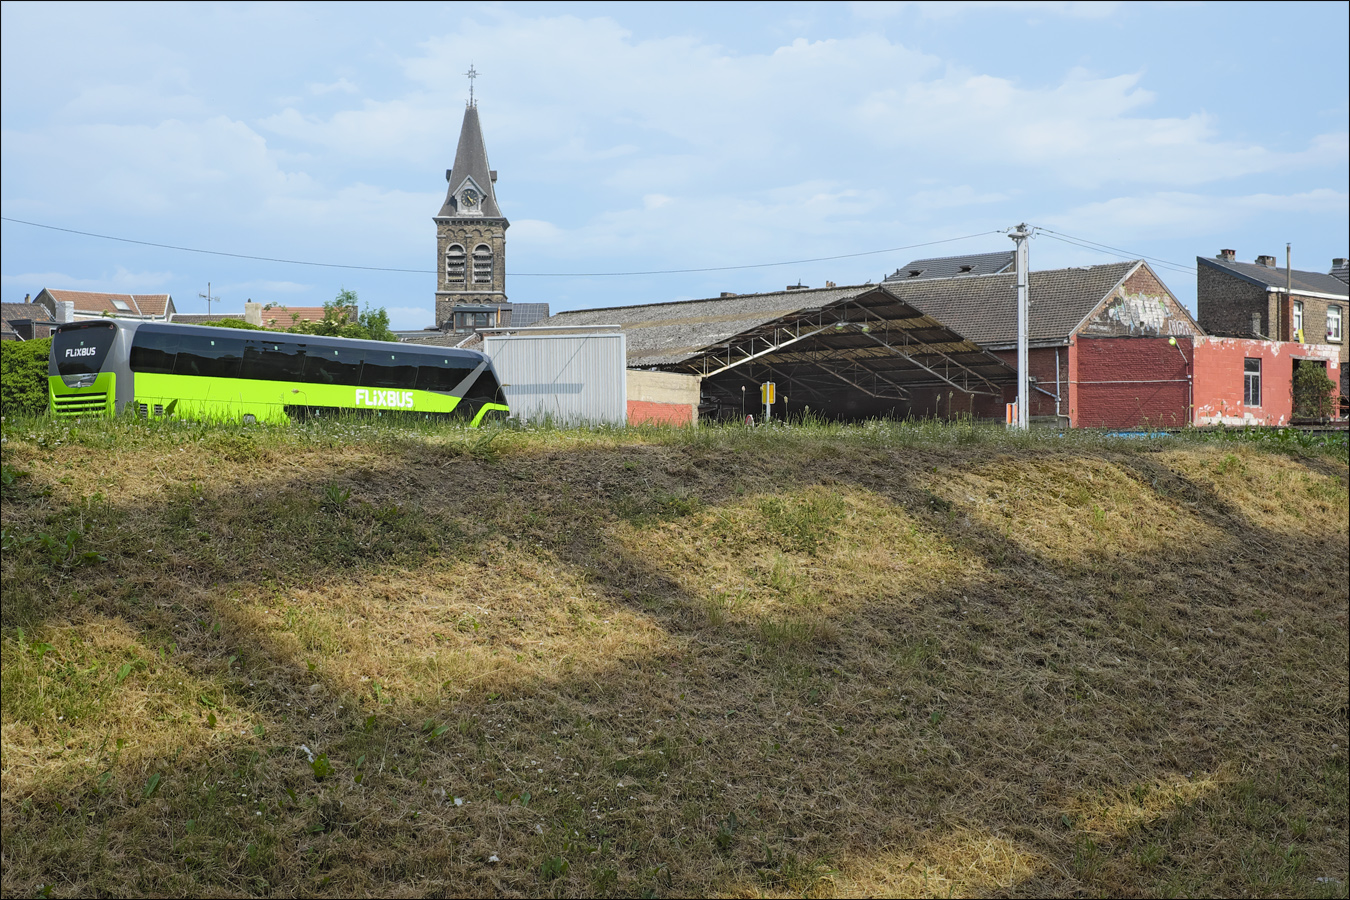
[2,1,1347,330]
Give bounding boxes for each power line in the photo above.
[1035,227,1197,276]
[1,216,1001,278]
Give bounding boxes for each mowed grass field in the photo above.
[1,416,1346,898]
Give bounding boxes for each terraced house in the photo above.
[1197,249,1349,399]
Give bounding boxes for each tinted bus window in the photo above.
[52,322,117,376]
[463,367,506,406]
[130,329,178,374]
[242,339,305,382]
[360,350,418,390]
[303,344,363,385]
[414,357,479,393]
[173,334,244,379]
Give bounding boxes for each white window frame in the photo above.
[1244,358,1261,407]
[1329,305,1343,342]
[1292,300,1304,340]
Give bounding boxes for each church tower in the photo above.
[434,75,508,330]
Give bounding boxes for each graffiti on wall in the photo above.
[1082,291,1201,337]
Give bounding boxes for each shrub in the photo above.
[0,337,51,416]
[1292,362,1335,418]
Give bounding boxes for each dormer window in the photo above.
[907,270,923,278]
[959,265,974,273]
[472,244,493,285]
[446,244,466,284]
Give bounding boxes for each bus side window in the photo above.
[173,335,244,379]
[360,351,419,390]
[302,346,363,385]
[414,358,477,393]
[130,329,178,374]
[242,340,305,382]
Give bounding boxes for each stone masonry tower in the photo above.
[434,85,508,329]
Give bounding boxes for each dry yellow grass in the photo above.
[1,417,1346,898]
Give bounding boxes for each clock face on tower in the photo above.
[461,189,479,210]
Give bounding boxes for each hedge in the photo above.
[0,337,51,416]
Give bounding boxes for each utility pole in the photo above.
[1286,243,1293,342]
[199,282,215,319]
[1008,224,1032,429]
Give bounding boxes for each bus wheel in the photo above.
[243,414,257,425]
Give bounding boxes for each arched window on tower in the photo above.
[472,244,493,285]
[445,244,466,285]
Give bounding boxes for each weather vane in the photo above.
[465,64,478,106]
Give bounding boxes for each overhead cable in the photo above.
[1035,228,1197,276]
[1,216,1001,278]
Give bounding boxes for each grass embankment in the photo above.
[1,417,1347,898]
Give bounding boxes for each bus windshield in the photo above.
[52,322,117,377]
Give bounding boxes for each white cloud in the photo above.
[908,185,1011,210]
[1,266,175,293]
[851,1,1120,19]
[309,78,360,96]
[1046,189,1350,241]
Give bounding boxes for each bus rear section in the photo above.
[49,320,130,417]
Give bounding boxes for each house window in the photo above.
[445,245,466,284]
[1329,305,1343,342]
[1250,311,1262,335]
[452,310,493,333]
[1244,358,1261,406]
[472,245,493,285]
[1292,300,1304,340]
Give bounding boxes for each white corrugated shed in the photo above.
[482,329,627,425]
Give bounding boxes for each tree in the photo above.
[285,289,398,342]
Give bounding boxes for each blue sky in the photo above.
[3,1,1347,329]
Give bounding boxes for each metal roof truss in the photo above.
[677,287,1015,398]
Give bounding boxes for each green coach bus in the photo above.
[49,319,509,426]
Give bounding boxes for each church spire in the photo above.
[437,98,503,219]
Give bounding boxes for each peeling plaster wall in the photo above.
[1191,337,1341,426]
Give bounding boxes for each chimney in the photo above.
[785,282,808,291]
[719,292,738,298]
[1218,249,1236,261]
[825,280,837,288]
[1255,255,1277,268]
[58,300,75,324]
[244,300,263,327]
[23,293,30,302]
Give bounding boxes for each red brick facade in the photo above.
[627,400,694,426]
[1069,337,1192,428]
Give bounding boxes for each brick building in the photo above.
[890,257,1203,426]
[0,299,57,341]
[1196,249,1348,397]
